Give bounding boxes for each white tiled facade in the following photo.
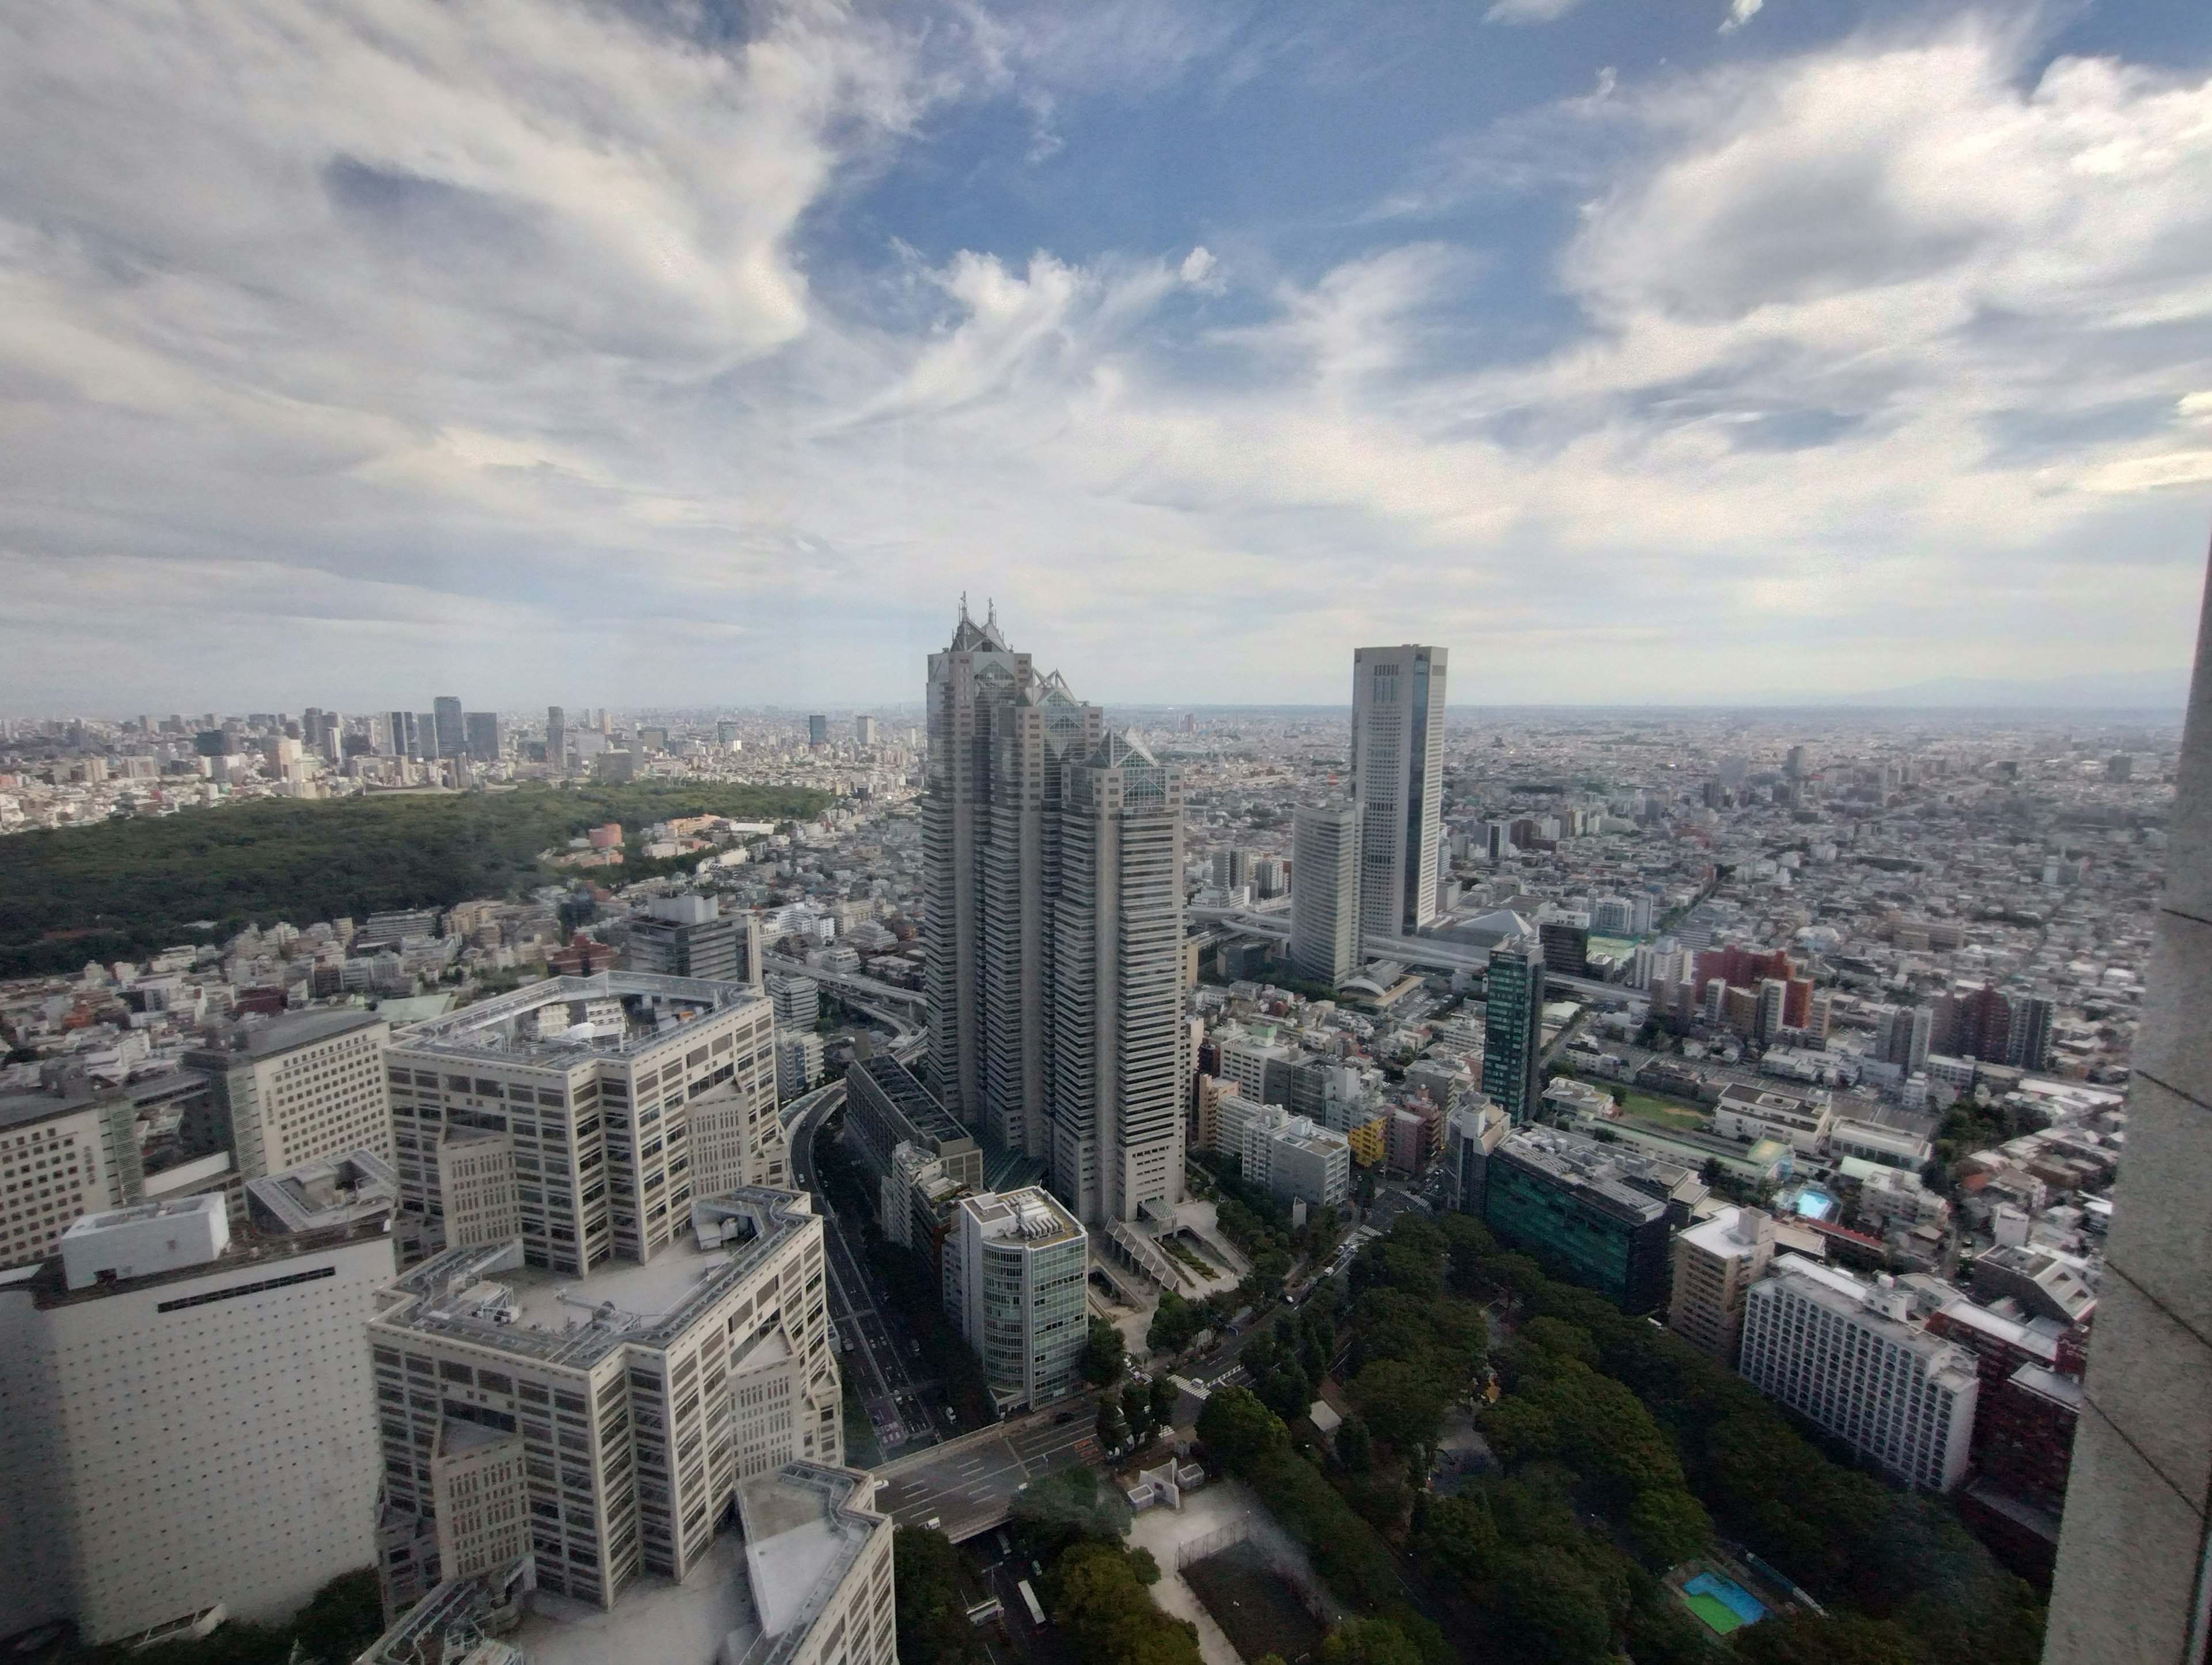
[191,1012,393,1181]
[0,1095,135,1270]
[0,1212,393,1644]
[1738,1255,1979,1491]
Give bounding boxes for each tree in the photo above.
[1350,1357,1449,1459]
[1415,1492,1499,1582]
[1625,1486,1712,1568]
[1481,1551,1616,1665]
[1097,1386,1130,1452]
[1050,1540,1203,1665]
[1013,1465,1133,1560]
[1730,1612,1928,1665]
[1149,1288,1200,1353]
[1320,1618,1425,1665]
[1148,1373,1179,1435]
[1337,1412,1375,1473]
[1080,1315,1128,1386]
[1196,1384,1288,1468]
[892,1527,989,1665]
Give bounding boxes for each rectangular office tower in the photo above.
[942,1187,1089,1410]
[1739,1257,1979,1491]
[0,1156,396,1646]
[1350,645,1447,950]
[184,1008,394,1180]
[922,605,1103,1156]
[546,705,566,776]
[369,1189,841,1611]
[383,973,782,1270]
[1289,801,1361,987]
[1050,731,1188,1224]
[1482,938,1547,1121]
[433,696,465,760]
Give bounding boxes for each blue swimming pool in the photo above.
[1681,1572,1767,1633]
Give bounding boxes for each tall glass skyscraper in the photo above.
[1350,645,1447,951]
[921,605,1184,1224]
[1483,938,1547,1122]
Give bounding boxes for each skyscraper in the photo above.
[1289,801,1361,987]
[1049,730,1187,1223]
[432,695,464,759]
[923,605,1181,1224]
[808,713,829,746]
[1482,938,1547,1121]
[923,605,1099,1150]
[547,704,566,775]
[463,710,499,761]
[941,1187,1088,1410]
[1351,645,1448,949]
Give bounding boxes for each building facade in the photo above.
[185,1009,393,1182]
[369,1189,840,1611]
[1350,645,1447,949]
[1289,801,1362,988]
[383,973,782,1272]
[1668,1206,1777,1367]
[0,1079,145,1270]
[0,1167,395,1645]
[942,1187,1088,1410]
[1738,1256,1979,1491]
[1482,940,1547,1122]
[1483,1125,1672,1313]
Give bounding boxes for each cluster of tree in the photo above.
[1338,1215,1491,1480]
[1096,1375,1180,1454]
[1194,1387,1449,1665]
[1202,1158,1343,1301]
[891,1526,988,1665]
[0,780,828,975]
[1145,1285,1240,1354]
[1238,1309,1335,1423]
[1479,1253,2047,1665]
[1009,1467,1202,1665]
[1078,1315,1127,1386]
[65,1571,383,1664]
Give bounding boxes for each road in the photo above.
[873,1405,1103,1540]
[787,1083,946,1458]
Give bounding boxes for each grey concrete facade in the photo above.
[2044,543,2212,1665]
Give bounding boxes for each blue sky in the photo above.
[2,0,2209,712]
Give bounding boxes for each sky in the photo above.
[2,0,2211,714]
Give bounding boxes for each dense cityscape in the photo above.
[0,604,2185,1665]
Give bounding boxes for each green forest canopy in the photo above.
[0,781,828,975]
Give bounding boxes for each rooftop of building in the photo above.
[1494,1126,1673,1226]
[1678,1205,1775,1259]
[740,1463,885,1650]
[0,1076,122,1132]
[9,1210,392,1310]
[848,1054,973,1148]
[385,972,763,1067]
[1715,1080,1830,1114]
[245,1148,398,1234]
[1759,1255,1980,1382]
[187,1006,385,1060]
[373,1190,815,1367]
[961,1185,1084,1247]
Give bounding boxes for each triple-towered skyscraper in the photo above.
[922,603,1185,1226]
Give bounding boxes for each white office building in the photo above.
[185,1008,393,1179]
[0,1159,396,1645]
[1738,1254,1979,1491]
[1351,645,1448,950]
[942,1187,1088,1410]
[369,1189,842,1612]
[384,972,782,1272]
[1289,801,1361,987]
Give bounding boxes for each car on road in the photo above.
[1053,1410,1076,1424]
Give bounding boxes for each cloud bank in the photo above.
[0,2,2207,710]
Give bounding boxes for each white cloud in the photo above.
[1484,0,1592,24]
[1721,0,1764,34]
[0,6,2207,709]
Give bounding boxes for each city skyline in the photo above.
[2,3,2209,711]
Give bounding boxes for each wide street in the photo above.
[787,1081,950,1458]
[873,1405,1103,1540]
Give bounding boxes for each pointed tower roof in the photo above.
[1084,729,1158,769]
